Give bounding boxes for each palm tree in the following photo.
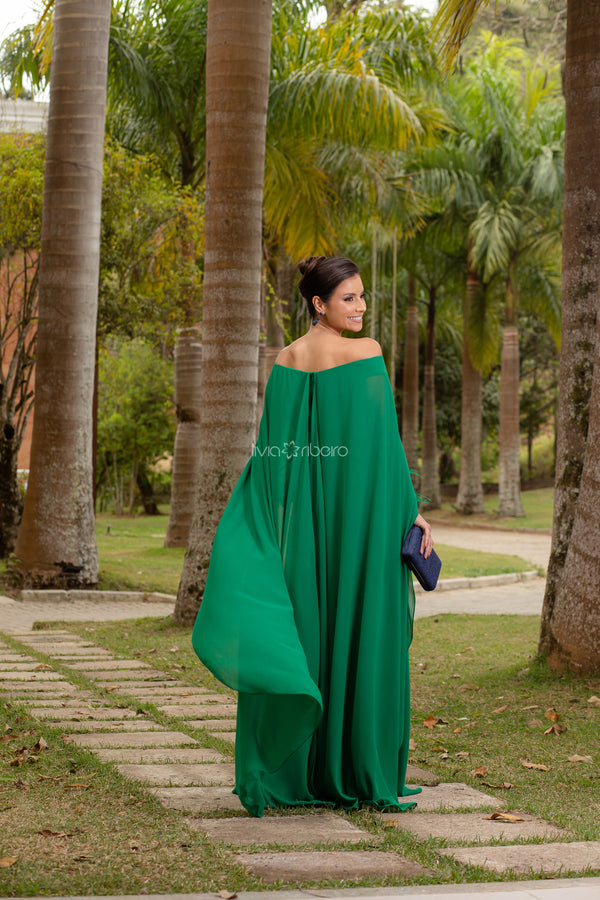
[173,0,273,625]
[435,0,600,671]
[15,0,111,587]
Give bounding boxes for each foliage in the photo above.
[99,140,203,344]
[0,133,44,557]
[97,338,175,515]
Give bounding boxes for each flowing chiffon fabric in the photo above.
[192,355,420,817]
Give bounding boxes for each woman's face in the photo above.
[315,274,367,334]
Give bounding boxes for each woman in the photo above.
[192,256,433,817]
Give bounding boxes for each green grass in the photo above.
[430,487,554,532]
[90,511,539,597]
[16,612,599,891]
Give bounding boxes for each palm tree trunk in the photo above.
[497,262,524,517]
[539,0,600,666]
[390,227,398,399]
[543,310,600,672]
[402,273,419,483]
[456,265,485,514]
[174,0,273,625]
[164,327,202,547]
[15,0,111,587]
[421,284,440,508]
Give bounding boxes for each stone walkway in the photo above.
[2,621,599,891]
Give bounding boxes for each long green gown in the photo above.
[192,355,420,817]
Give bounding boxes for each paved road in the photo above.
[431,524,552,572]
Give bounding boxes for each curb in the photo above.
[413,570,541,594]
[18,590,176,603]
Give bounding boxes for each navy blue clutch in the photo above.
[401,525,441,591]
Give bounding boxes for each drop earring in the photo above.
[312,311,324,325]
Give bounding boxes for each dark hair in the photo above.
[298,256,360,318]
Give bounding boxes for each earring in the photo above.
[312,311,324,325]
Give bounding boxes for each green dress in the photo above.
[192,355,420,817]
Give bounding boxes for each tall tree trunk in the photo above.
[164,327,202,546]
[540,0,600,666]
[402,273,419,483]
[456,265,485,514]
[544,310,600,672]
[421,285,440,508]
[497,263,524,517]
[15,0,110,587]
[390,227,398,399]
[174,0,273,625]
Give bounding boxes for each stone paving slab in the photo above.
[188,719,238,731]
[66,659,151,671]
[0,670,64,680]
[62,730,198,748]
[0,661,55,670]
[94,679,178,690]
[381,811,566,843]
[207,730,236,743]
[0,680,77,692]
[44,719,168,732]
[124,687,215,698]
[16,691,96,704]
[87,669,174,681]
[157,704,237,718]
[149,785,244,812]
[438,841,600,875]
[405,764,440,786]
[94,747,226,764]
[189,813,374,847]
[29,706,140,720]
[234,850,432,882]
[47,649,116,658]
[0,653,37,661]
[400,783,505,812]
[117,762,235,786]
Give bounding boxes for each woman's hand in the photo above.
[414,513,433,559]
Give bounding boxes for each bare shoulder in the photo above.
[346,337,383,361]
[274,345,296,368]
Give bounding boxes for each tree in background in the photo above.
[174,0,273,625]
[97,339,174,516]
[0,134,43,556]
[15,0,111,587]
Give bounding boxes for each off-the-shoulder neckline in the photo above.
[272,355,384,375]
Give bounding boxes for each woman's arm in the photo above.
[413,513,434,559]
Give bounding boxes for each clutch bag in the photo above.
[401,525,441,591]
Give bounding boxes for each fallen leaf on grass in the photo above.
[544,723,567,735]
[37,774,61,781]
[64,783,93,789]
[472,765,487,777]
[483,781,513,789]
[453,726,461,734]
[521,759,550,771]
[0,735,14,744]
[568,754,593,763]
[486,812,525,823]
[105,686,119,692]
[521,705,540,710]
[33,737,48,753]
[34,664,53,671]
[455,751,470,760]
[458,684,478,693]
[423,715,436,729]
[493,704,509,714]
[37,829,72,838]
[544,708,560,722]
[588,696,600,708]
[408,738,416,751]
[0,858,17,868]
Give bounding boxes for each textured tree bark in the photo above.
[15,0,111,587]
[456,267,485,514]
[421,285,440,508]
[401,273,419,485]
[539,0,600,667]
[497,324,525,517]
[164,327,202,547]
[174,0,273,625]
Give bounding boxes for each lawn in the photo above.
[92,510,537,598]
[428,487,554,532]
[2,612,597,894]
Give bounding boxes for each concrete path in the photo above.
[431,525,551,573]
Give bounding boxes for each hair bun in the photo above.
[298,256,325,277]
